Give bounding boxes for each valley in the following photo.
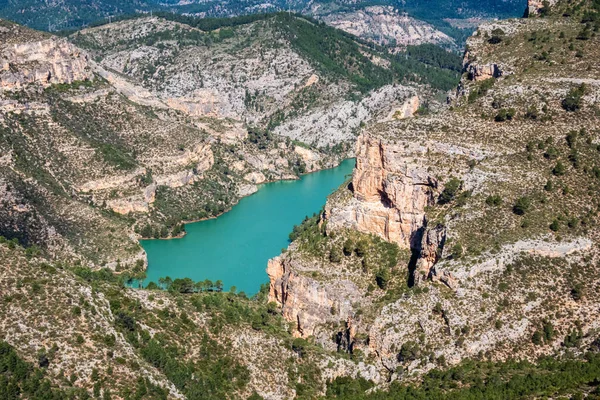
[1,0,600,399]
[142,159,355,295]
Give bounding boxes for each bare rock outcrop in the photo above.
[327,133,438,248]
[318,6,456,51]
[412,223,446,286]
[465,60,503,82]
[527,0,558,15]
[0,36,92,91]
[267,254,363,338]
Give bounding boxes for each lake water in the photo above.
[141,158,355,295]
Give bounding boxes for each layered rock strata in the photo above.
[0,36,92,90]
[267,255,364,338]
[327,133,438,249]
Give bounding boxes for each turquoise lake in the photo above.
[141,158,355,295]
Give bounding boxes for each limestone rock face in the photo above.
[294,146,321,172]
[328,133,438,248]
[465,61,502,81]
[393,95,420,120]
[319,6,456,51]
[0,37,92,91]
[107,198,149,215]
[267,255,363,338]
[274,84,417,146]
[527,0,558,15]
[413,223,447,286]
[244,171,267,184]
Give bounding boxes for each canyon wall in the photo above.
[268,132,444,339]
[267,255,364,338]
[327,133,438,249]
[0,36,92,90]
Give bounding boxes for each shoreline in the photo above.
[137,156,353,242]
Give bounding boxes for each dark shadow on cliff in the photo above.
[407,225,425,288]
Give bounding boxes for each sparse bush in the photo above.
[562,84,585,112]
[439,177,462,204]
[329,247,342,263]
[566,131,578,148]
[397,341,419,363]
[513,196,531,215]
[532,330,543,345]
[485,195,503,206]
[544,146,558,159]
[494,108,516,122]
[375,268,390,290]
[355,239,368,257]
[553,161,566,176]
[343,239,354,256]
[451,243,463,259]
[571,284,584,301]
[525,106,539,120]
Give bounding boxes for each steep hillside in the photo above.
[268,0,600,392]
[317,6,457,51]
[69,13,462,146]
[1,1,600,399]
[0,240,313,399]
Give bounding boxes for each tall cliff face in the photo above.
[327,133,438,249]
[268,132,444,340]
[267,255,363,338]
[0,32,92,91]
[268,0,600,384]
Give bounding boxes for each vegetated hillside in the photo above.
[2,2,600,400]
[266,0,600,396]
[0,240,310,399]
[0,10,460,274]
[70,13,460,146]
[0,0,525,48]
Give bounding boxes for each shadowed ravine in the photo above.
[142,159,355,294]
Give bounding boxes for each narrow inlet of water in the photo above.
[141,158,355,294]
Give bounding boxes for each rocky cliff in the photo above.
[326,133,438,249]
[318,6,456,51]
[0,21,92,90]
[268,0,600,383]
[267,254,364,338]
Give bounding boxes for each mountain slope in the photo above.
[70,13,459,146]
[317,6,457,51]
[1,1,600,399]
[0,0,525,46]
[267,0,600,390]
[0,13,460,270]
